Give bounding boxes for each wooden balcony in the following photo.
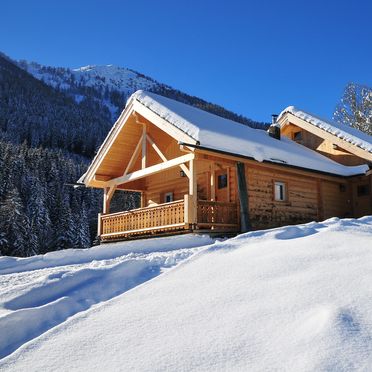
[99,195,239,241]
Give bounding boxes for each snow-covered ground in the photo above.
[0,234,214,360]
[1,217,372,371]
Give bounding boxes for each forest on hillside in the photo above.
[0,54,268,257]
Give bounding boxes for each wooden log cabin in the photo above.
[79,91,372,242]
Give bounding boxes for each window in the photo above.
[339,184,347,192]
[274,181,287,201]
[164,192,173,203]
[357,184,370,197]
[293,131,303,142]
[218,174,227,189]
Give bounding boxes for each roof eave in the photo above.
[179,142,368,179]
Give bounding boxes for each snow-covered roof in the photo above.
[131,91,368,177]
[278,106,372,154]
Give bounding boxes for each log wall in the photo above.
[245,165,319,229]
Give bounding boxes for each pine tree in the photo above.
[53,194,76,250]
[0,187,33,256]
[75,203,91,248]
[26,178,51,253]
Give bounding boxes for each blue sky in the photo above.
[1,0,371,122]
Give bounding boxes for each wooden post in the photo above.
[210,163,215,201]
[141,124,146,169]
[184,194,190,227]
[97,212,102,237]
[140,191,145,208]
[103,187,110,214]
[236,162,250,232]
[103,185,116,214]
[189,159,197,226]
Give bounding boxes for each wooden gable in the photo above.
[82,95,198,189]
[278,112,372,166]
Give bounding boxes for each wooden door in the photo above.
[215,169,229,202]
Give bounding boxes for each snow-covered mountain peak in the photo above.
[17,60,163,120]
[16,57,266,128]
[70,63,158,92]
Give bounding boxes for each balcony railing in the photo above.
[197,200,239,230]
[100,199,186,240]
[99,196,239,241]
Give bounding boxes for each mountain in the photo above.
[17,60,268,129]
[0,52,267,257]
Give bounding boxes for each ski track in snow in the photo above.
[0,234,215,359]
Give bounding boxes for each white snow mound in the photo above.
[1,217,372,371]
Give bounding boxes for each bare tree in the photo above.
[333,83,372,135]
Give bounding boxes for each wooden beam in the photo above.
[140,191,145,208]
[97,212,102,237]
[107,153,195,187]
[133,103,197,145]
[195,149,356,183]
[236,162,250,232]
[94,174,112,181]
[147,134,167,161]
[123,134,143,177]
[103,187,109,214]
[100,223,186,238]
[188,159,197,225]
[84,101,135,185]
[210,163,216,201]
[141,123,147,169]
[103,185,116,214]
[146,134,191,178]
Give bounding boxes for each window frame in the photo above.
[217,173,228,189]
[273,181,287,202]
[292,130,303,142]
[164,192,174,203]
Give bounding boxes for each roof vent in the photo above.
[268,114,280,140]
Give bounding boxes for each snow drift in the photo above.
[1,217,372,371]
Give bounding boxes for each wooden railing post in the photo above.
[184,194,193,228]
[97,212,102,237]
[189,159,197,227]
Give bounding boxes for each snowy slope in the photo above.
[1,217,372,371]
[0,234,214,359]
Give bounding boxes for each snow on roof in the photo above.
[278,106,372,154]
[132,91,368,177]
